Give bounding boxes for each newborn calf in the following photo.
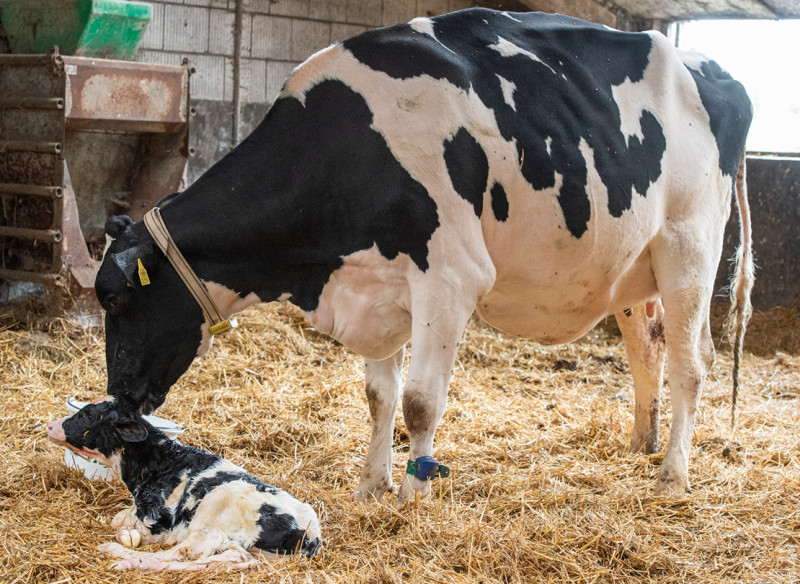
[47,399,322,571]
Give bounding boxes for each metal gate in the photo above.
[0,47,190,291]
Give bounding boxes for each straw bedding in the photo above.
[1,300,798,584]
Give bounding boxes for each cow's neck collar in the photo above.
[143,207,238,336]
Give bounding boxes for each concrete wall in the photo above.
[138,0,474,182]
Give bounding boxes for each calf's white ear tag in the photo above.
[137,259,151,286]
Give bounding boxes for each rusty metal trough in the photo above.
[0,48,190,293]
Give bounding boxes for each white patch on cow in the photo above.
[196,282,261,356]
[307,244,413,360]
[409,17,456,55]
[496,74,517,111]
[164,473,189,510]
[611,77,647,147]
[502,12,522,22]
[281,44,339,104]
[488,36,557,76]
[676,48,709,75]
[545,136,553,156]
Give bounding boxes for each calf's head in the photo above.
[47,399,149,472]
[97,214,206,414]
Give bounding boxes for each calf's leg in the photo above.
[615,300,666,454]
[99,531,255,572]
[355,347,405,501]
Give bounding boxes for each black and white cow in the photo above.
[47,398,322,570]
[96,8,753,501]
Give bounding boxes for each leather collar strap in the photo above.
[142,207,237,336]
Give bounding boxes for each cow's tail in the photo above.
[724,153,754,430]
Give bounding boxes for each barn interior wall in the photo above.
[716,156,800,310]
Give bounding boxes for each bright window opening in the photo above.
[675,19,800,155]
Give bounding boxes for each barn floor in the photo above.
[1,301,798,584]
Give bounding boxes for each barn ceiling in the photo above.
[603,0,800,21]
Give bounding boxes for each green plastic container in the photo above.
[1,0,152,60]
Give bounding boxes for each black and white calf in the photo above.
[47,399,322,571]
[96,8,753,501]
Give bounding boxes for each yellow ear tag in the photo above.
[137,258,151,286]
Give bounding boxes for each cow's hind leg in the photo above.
[397,305,473,502]
[355,347,405,501]
[615,301,666,454]
[657,284,716,494]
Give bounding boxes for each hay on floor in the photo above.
[1,301,798,584]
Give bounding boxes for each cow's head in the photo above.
[96,215,206,414]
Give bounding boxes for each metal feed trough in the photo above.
[0,48,190,292]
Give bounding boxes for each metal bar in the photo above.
[0,226,62,242]
[0,182,63,198]
[232,0,243,146]
[0,54,59,66]
[0,97,65,110]
[0,268,63,284]
[0,141,62,154]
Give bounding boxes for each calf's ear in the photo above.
[116,419,148,443]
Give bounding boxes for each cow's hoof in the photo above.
[354,474,393,502]
[654,471,690,495]
[354,483,393,502]
[117,528,142,548]
[396,474,431,503]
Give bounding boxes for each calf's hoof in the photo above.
[117,528,142,548]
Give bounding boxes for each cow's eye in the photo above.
[105,294,122,314]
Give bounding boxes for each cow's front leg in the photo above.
[615,301,666,454]
[354,348,405,501]
[397,310,471,502]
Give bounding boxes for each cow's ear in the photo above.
[105,215,133,239]
[111,242,156,287]
[116,418,148,443]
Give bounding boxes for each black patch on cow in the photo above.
[343,24,470,90]
[490,182,509,221]
[684,60,752,177]
[163,79,439,312]
[344,8,667,238]
[254,508,311,556]
[443,127,488,217]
